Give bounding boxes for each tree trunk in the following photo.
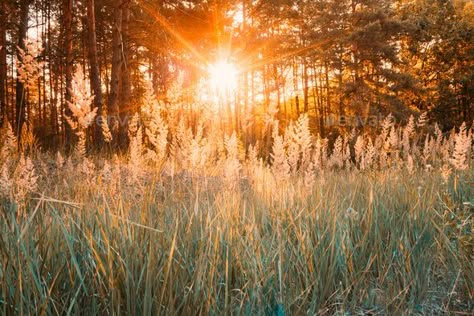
[293,59,300,117]
[119,0,131,149]
[0,1,7,127]
[63,0,74,147]
[108,1,122,145]
[86,0,104,146]
[273,63,280,118]
[303,60,309,113]
[337,50,344,117]
[15,0,30,140]
[324,60,331,114]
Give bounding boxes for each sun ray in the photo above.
[209,60,238,94]
[139,1,208,65]
[238,38,335,73]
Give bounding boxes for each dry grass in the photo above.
[1,110,473,314]
[0,157,472,315]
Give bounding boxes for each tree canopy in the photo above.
[0,0,472,150]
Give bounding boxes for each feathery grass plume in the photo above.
[250,157,271,194]
[362,137,376,170]
[313,137,323,171]
[223,132,241,185]
[127,113,145,186]
[446,127,457,154]
[142,83,168,164]
[285,123,300,174]
[171,118,192,169]
[451,122,471,170]
[468,121,474,155]
[142,79,159,110]
[0,121,17,161]
[440,164,452,183]
[188,121,210,173]
[246,142,259,168]
[65,156,73,173]
[75,131,87,158]
[128,113,143,167]
[411,134,422,157]
[432,123,444,163]
[206,118,227,164]
[271,124,290,180]
[377,114,394,166]
[422,135,432,165]
[172,120,210,174]
[403,115,415,156]
[102,155,122,195]
[321,138,329,168]
[244,141,258,175]
[20,124,37,153]
[417,111,428,128]
[295,114,313,164]
[101,112,113,143]
[349,127,357,141]
[434,123,443,147]
[289,114,313,172]
[38,157,49,176]
[389,126,399,149]
[65,69,97,157]
[188,137,204,173]
[16,39,44,95]
[144,105,168,164]
[168,118,180,163]
[379,147,388,169]
[344,143,351,169]
[13,155,38,209]
[0,163,11,199]
[407,154,415,175]
[99,160,113,191]
[79,157,95,181]
[354,135,365,168]
[303,156,316,188]
[101,160,112,182]
[329,136,344,169]
[381,113,394,141]
[440,137,451,165]
[405,115,416,138]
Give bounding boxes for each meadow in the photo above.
[0,109,473,315]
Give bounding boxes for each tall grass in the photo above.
[0,155,472,314]
[0,102,473,314]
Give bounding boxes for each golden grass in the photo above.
[0,158,473,315]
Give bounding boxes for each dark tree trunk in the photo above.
[0,1,7,127]
[303,61,309,113]
[86,0,104,146]
[119,0,131,149]
[15,0,30,140]
[63,0,74,147]
[293,60,300,117]
[108,1,122,145]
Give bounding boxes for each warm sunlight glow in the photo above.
[209,61,238,94]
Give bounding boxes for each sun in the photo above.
[208,60,238,94]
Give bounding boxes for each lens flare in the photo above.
[209,61,238,94]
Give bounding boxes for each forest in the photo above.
[0,0,473,315]
[0,0,472,148]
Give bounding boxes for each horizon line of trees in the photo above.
[0,0,473,151]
